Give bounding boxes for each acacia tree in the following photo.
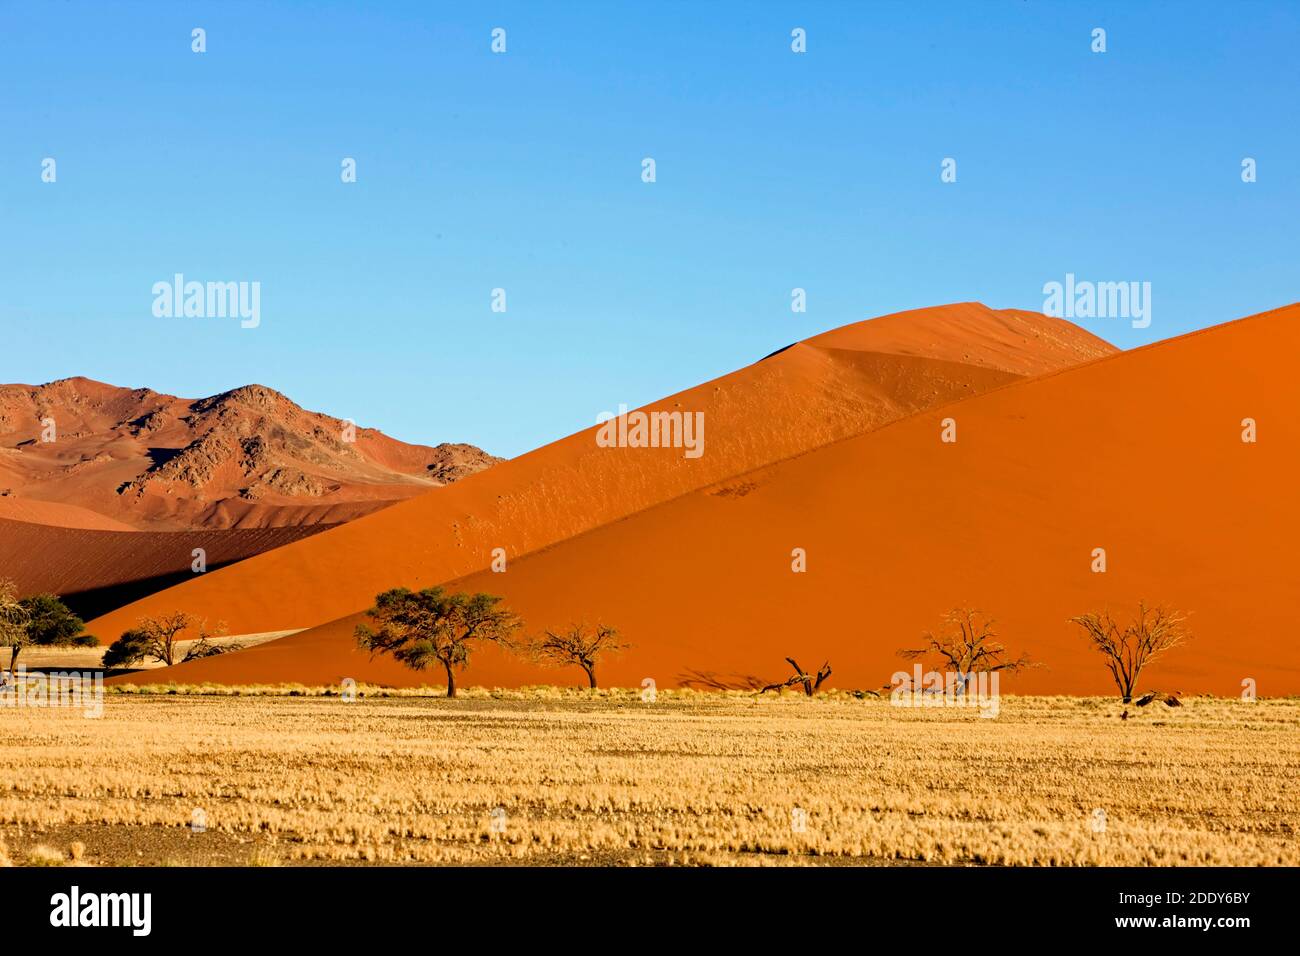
[898,608,1032,694]
[355,587,520,698]
[0,579,29,673]
[1070,603,1189,702]
[0,589,96,673]
[19,594,97,667]
[103,611,218,668]
[531,623,629,689]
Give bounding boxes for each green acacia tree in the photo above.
[355,587,521,698]
[21,594,97,660]
[0,589,96,672]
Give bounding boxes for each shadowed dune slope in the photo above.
[92,304,1113,645]
[0,520,330,620]
[147,303,1300,695]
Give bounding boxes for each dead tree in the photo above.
[103,611,198,668]
[898,608,1031,694]
[530,623,629,689]
[760,658,831,696]
[1070,603,1189,703]
[182,621,240,662]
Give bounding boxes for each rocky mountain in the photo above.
[0,377,499,530]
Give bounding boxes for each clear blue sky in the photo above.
[1,1,1296,457]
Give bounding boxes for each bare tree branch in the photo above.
[760,658,833,696]
[897,609,1033,693]
[1071,603,1189,702]
[526,623,630,689]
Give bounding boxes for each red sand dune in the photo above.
[140,302,1300,697]
[0,377,498,530]
[0,519,330,621]
[92,303,1112,651]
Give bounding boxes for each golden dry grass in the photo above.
[1,691,1295,866]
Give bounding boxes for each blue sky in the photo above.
[1,1,1296,457]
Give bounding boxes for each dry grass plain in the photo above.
[1,689,1295,867]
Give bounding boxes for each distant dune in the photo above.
[0,495,137,531]
[96,302,1161,687]
[0,377,499,530]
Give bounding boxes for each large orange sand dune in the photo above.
[144,303,1300,696]
[91,303,1112,647]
